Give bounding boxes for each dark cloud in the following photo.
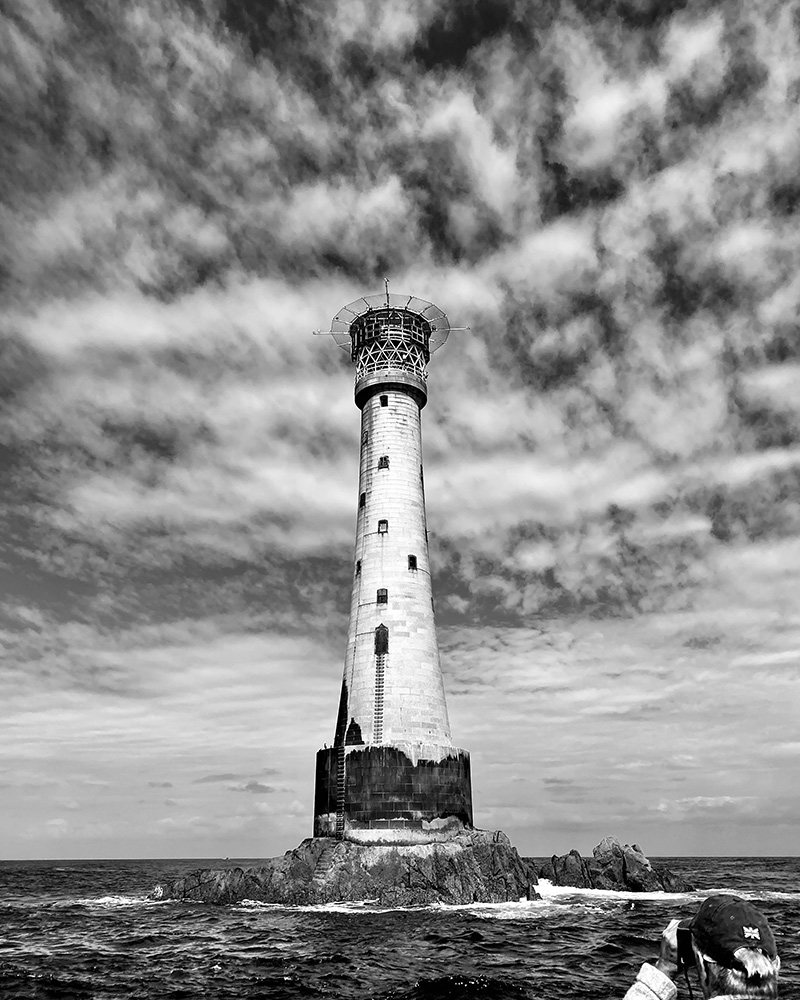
[700,468,800,545]
[229,780,275,794]
[148,780,173,787]
[412,0,521,70]
[194,768,278,785]
[682,633,721,650]
[433,501,710,624]
[193,772,243,784]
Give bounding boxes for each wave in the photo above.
[535,879,698,902]
[237,897,547,916]
[139,883,800,915]
[380,974,528,999]
[532,881,800,905]
[711,890,800,902]
[239,899,405,914]
[69,895,153,909]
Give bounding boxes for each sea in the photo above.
[0,857,797,999]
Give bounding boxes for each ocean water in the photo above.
[0,857,798,999]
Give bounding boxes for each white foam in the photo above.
[72,894,150,908]
[534,880,800,905]
[692,887,800,902]
[239,898,388,913]
[187,884,800,914]
[534,878,698,902]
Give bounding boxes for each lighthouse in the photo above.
[314,291,473,843]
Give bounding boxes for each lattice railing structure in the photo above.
[354,337,428,384]
[350,307,432,359]
[329,294,451,364]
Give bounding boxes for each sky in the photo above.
[1,0,799,860]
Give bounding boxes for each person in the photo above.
[624,894,780,999]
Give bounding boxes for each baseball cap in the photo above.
[689,894,777,969]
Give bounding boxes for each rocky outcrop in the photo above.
[151,829,539,906]
[536,836,694,892]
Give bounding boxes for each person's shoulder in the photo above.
[623,962,678,1000]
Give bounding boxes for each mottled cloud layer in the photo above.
[1,0,799,857]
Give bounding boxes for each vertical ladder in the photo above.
[335,745,346,838]
[374,653,386,742]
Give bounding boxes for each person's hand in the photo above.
[654,918,680,978]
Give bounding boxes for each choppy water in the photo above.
[0,857,798,999]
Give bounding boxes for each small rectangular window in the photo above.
[408,554,417,570]
[362,431,369,445]
[356,560,361,576]
[380,395,388,407]
[377,519,388,534]
[376,588,388,604]
[378,455,389,470]
[375,624,388,654]
[359,492,366,508]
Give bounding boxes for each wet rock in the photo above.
[540,849,593,888]
[591,836,627,889]
[537,836,694,893]
[151,829,539,906]
[654,865,695,893]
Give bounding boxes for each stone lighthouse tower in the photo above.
[314,291,473,843]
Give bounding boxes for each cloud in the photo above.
[2,0,800,857]
[228,781,275,794]
[193,773,247,784]
[43,818,69,839]
[193,767,280,785]
[656,796,755,814]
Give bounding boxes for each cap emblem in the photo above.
[743,926,761,940]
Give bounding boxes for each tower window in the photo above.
[362,431,369,445]
[376,588,388,604]
[359,492,366,509]
[374,624,388,654]
[355,559,361,576]
[380,395,388,407]
[377,519,388,534]
[408,554,417,570]
[378,455,389,470]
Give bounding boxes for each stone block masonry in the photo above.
[344,389,450,747]
[314,744,472,843]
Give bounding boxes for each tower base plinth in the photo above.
[314,743,473,844]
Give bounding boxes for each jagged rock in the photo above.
[536,836,694,893]
[151,829,539,906]
[592,836,626,886]
[593,836,662,891]
[539,849,593,888]
[654,865,694,893]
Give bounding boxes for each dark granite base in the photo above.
[314,743,473,840]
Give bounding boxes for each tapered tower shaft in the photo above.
[342,389,450,746]
[314,293,472,844]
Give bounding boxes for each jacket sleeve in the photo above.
[623,963,678,1000]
